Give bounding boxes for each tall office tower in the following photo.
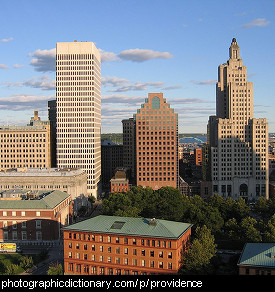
[56,41,101,198]
[122,118,136,184]
[207,38,269,200]
[135,93,178,190]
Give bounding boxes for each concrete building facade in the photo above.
[135,93,179,190]
[0,168,87,211]
[207,38,269,200]
[56,41,101,198]
[0,111,52,170]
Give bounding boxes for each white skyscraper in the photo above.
[207,38,269,200]
[56,41,101,198]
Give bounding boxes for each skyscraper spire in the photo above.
[229,37,240,60]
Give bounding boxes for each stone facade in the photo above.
[56,41,101,198]
[0,111,52,170]
[207,39,269,200]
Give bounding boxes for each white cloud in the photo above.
[118,48,173,62]
[0,64,9,69]
[29,48,56,72]
[1,37,13,43]
[13,64,24,68]
[163,85,182,90]
[102,76,165,93]
[191,80,217,85]
[171,98,213,104]
[102,94,143,105]
[23,75,55,90]
[108,81,164,92]
[101,76,129,87]
[0,94,54,103]
[242,18,271,28]
[99,49,119,62]
[2,75,55,91]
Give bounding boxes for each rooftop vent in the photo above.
[150,218,157,226]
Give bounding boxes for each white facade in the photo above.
[56,41,101,198]
[208,39,269,200]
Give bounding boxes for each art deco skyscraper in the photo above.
[56,41,101,198]
[207,38,269,199]
[135,93,178,190]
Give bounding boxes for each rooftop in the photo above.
[0,167,85,177]
[63,215,192,240]
[238,243,275,268]
[0,190,70,210]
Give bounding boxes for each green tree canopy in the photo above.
[182,225,217,274]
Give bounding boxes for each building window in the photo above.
[152,97,160,109]
[36,231,42,240]
[36,220,41,229]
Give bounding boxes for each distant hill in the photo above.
[101,133,207,145]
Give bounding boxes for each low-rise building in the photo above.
[110,167,130,193]
[0,190,72,244]
[0,167,87,211]
[238,243,275,275]
[63,215,192,275]
[0,111,53,170]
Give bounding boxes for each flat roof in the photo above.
[63,215,192,240]
[0,168,85,177]
[238,243,275,268]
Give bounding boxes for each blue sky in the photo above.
[0,0,274,133]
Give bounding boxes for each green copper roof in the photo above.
[63,215,192,240]
[0,190,70,209]
[238,243,275,268]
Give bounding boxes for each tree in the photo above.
[154,187,184,221]
[182,225,217,274]
[240,217,262,243]
[20,255,34,270]
[102,192,134,216]
[262,214,275,242]
[232,198,250,221]
[47,262,63,275]
[225,217,262,243]
[182,195,224,233]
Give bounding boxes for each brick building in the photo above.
[0,190,72,243]
[135,93,178,190]
[110,167,130,193]
[63,215,192,275]
[238,243,275,275]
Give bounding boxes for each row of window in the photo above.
[68,233,172,248]
[69,243,173,258]
[68,259,173,275]
[67,254,173,270]
[0,133,47,138]
[2,220,42,229]
[1,211,41,217]
[3,231,42,241]
[67,264,169,275]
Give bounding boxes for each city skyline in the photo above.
[0,0,274,133]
